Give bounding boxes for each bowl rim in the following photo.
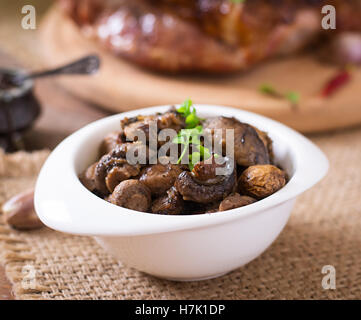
[34,105,329,236]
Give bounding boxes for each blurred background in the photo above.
[0,1,50,67]
[0,0,107,151]
[1,0,361,152]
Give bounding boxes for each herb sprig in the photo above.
[173,99,211,170]
[176,98,203,129]
[259,83,300,107]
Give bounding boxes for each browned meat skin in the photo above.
[152,1,361,43]
[59,0,361,73]
[174,156,236,203]
[333,0,361,32]
[61,0,248,72]
[219,193,256,211]
[59,0,104,25]
[318,32,361,65]
[151,186,184,214]
[109,179,151,211]
[203,117,271,167]
[140,163,184,196]
[150,0,318,47]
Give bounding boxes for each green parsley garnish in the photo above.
[259,83,281,97]
[174,100,211,170]
[259,83,300,107]
[176,98,203,129]
[285,91,300,105]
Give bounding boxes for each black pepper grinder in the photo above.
[0,69,40,152]
[0,55,100,152]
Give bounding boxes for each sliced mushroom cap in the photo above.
[174,156,236,203]
[238,164,287,199]
[219,193,256,211]
[140,163,184,196]
[109,179,151,212]
[151,186,184,215]
[203,116,271,166]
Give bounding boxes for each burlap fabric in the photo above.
[0,127,360,300]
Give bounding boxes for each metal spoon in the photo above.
[11,55,100,85]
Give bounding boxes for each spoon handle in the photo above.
[19,55,100,82]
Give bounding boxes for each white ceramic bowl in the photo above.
[34,105,328,281]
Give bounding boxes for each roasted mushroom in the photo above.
[109,179,151,212]
[79,162,98,192]
[99,131,125,156]
[79,107,288,215]
[151,186,184,215]
[120,109,185,142]
[94,143,148,194]
[140,163,184,196]
[238,165,287,199]
[219,193,257,212]
[252,126,274,163]
[174,156,236,203]
[203,116,271,167]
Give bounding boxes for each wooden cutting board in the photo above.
[39,5,361,133]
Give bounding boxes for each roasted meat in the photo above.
[60,0,361,73]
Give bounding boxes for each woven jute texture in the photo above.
[0,127,360,300]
